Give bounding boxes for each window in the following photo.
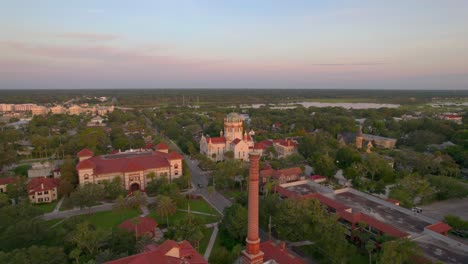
[174,164,178,169]
[38,192,42,195]
[84,174,89,180]
[38,198,43,202]
[45,197,49,201]
[44,191,49,194]
[175,171,179,176]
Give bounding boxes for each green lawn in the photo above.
[35,201,58,213]
[45,218,64,227]
[86,209,141,230]
[223,189,243,201]
[184,199,219,216]
[198,227,214,255]
[149,210,219,228]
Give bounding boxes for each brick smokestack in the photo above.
[241,152,264,264]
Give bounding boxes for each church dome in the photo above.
[226,112,242,122]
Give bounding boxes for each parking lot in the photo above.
[420,198,468,221]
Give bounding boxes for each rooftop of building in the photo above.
[260,240,306,264]
[27,177,59,194]
[106,240,207,264]
[76,148,182,173]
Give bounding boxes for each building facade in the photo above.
[200,112,254,161]
[76,148,183,191]
[27,177,59,204]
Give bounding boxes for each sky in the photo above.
[1,0,468,89]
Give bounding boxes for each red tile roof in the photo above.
[310,193,351,211]
[155,142,168,150]
[261,241,305,264]
[0,177,15,185]
[310,175,326,180]
[168,151,183,160]
[231,138,241,145]
[76,159,95,170]
[207,137,226,144]
[77,148,94,157]
[76,150,182,175]
[337,211,409,238]
[119,217,157,237]
[27,177,59,194]
[274,139,297,148]
[426,222,452,234]
[106,240,207,264]
[254,140,273,150]
[145,143,155,150]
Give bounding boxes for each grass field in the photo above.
[35,201,58,213]
[184,198,219,215]
[86,209,141,230]
[198,227,214,255]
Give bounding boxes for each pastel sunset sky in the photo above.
[1,0,467,89]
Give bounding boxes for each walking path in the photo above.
[178,209,218,217]
[204,223,219,260]
[140,205,150,216]
[53,197,64,213]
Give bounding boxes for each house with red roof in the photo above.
[106,240,207,264]
[119,217,158,238]
[0,177,15,193]
[253,139,298,158]
[260,167,304,185]
[76,148,183,192]
[27,177,59,204]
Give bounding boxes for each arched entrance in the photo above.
[130,183,140,192]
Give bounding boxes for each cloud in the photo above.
[53,32,119,42]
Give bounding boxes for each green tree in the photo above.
[69,221,108,258]
[220,203,248,244]
[6,176,27,203]
[154,195,177,227]
[70,184,105,213]
[0,246,67,264]
[103,177,125,200]
[379,238,421,264]
[390,174,435,207]
[60,158,78,185]
[166,212,206,249]
[313,154,337,178]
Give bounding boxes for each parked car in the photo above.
[411,207,422,213]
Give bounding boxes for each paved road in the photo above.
[143,114,233,215]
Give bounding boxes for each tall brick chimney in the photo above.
[241,152,264,264]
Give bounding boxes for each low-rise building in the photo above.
[50,105,66,114]
[31,106,48,116]
[0,177,15,193]
[253,138,298,158]
[27,177,59,204]
[106,240,207,264]
[76,148,183,191]
[260,166,304,185]
[338,126,397,151]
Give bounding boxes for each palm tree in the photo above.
[155,195,177,227]
[365,240,376,264]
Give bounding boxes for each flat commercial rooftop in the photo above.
[334,192,429,233]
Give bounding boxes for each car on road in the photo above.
[197,182,203,188]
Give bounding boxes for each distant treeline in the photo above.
[0,89,466,106]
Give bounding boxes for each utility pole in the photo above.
[268,215,272,241]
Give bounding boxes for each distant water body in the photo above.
[240,102,400,109]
